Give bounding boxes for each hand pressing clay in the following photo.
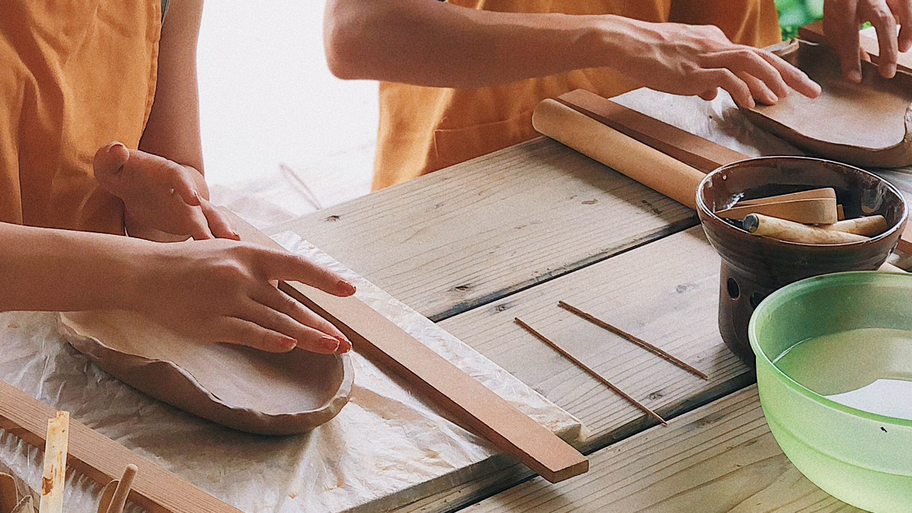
[58,310,353,435]
[744,41,912,168]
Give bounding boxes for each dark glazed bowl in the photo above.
[697,156,907,366]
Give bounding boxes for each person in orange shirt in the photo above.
[323,0,910,190]
[0,0,353,355]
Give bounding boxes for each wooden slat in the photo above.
[238,218,589,484]
[391,228,752,513]
[267,137,696,321]
[799,21,912,73]
[0,380,241,513]
[556,89,746,171]
[466,386,860,513]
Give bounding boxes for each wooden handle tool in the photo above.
[744,213,869,244]
[532,99,705,209]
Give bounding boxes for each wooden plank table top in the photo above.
[274,88,912,512]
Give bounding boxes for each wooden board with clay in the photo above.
[237,218,589,484]
[744,40,912,168]
[465,386,860,513]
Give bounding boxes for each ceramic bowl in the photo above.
[697,156,907,365]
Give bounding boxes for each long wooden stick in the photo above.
[513,317,667,426]
[0,380,241,513]
[39,412,68,513]
[557,301,708,380]
[235,216,589,483]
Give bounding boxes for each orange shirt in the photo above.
[373,0,782,190]
[0,1,161,233]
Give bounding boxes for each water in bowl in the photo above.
[774,327,912,421]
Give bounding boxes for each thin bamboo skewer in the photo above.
[514,317,667,426]
[558,301,708,380]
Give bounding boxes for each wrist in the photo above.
[574,15,642,70]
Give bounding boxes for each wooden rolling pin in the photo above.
[532,99,705,210]
[540,89,912,255]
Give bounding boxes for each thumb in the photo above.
[93,142,131,194]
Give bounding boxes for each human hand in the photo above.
[609,19,821,108]
[824,0,911,82]
[94,142,238,242]
[133,238,357,354]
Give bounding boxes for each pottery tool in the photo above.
[0,380,242,513]
[98,465,137,513]
[824,215,887,236]
[38,411,68,513]
[715,197,838,224]
[540,88,912,254]
[557,301,707,380]
[513,317,667,426]
[743,213,869,244]
[235,218,589,483]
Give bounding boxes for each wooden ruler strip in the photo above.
[799,21,912,74]
[555,88,912,253]
[0,380,241,513]
[237,219,589,483]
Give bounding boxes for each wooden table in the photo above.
[266,90,908,512]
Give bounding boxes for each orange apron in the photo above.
[0,1,161,233]
[373,0,782,190]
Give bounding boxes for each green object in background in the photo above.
[749,272,912,513]
[777,0,824,39]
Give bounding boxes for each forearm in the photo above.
[139,0,206,190]
[324,0,635,88]
[0,223,146,312]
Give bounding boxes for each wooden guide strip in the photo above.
[0,380,241,513]
[799,21,912,74]
[236,218,589,484]
[554,88,912,254]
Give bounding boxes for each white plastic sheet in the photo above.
[0,232,582,513]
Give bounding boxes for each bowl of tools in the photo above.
[696,156,907,365]
[749,271,912,513]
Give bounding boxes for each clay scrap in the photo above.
[744,41,912,168]
[59,310,352,435]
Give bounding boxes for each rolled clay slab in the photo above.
[58,310,353,435]
[744,41,912,168]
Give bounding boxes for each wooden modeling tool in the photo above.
[235,217,589,483]
[513,317,667,426]
[824,215,888,236]
[736,188,836,206]
[557,301,707,380]
[545,88,912,254]
[743,213,869,244]
[715,197,838,224]
[98,465,138,513]
[39,412,68,513]
[0,380,242,513]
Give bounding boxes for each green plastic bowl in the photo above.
[749,272,912,512]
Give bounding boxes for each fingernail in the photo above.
[337,280,356,296]
[320,336,341,353]
[189,190,201,206]
[280,336,297,352]
[106,142,126,155]
[883,63,896,78]
[231,230,241,240]
[336,336,352,353]
[848,69,862,83]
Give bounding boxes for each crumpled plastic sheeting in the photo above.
[0,232,582,513]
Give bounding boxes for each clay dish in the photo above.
[59,310,353,435]
[744,41,912,168]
